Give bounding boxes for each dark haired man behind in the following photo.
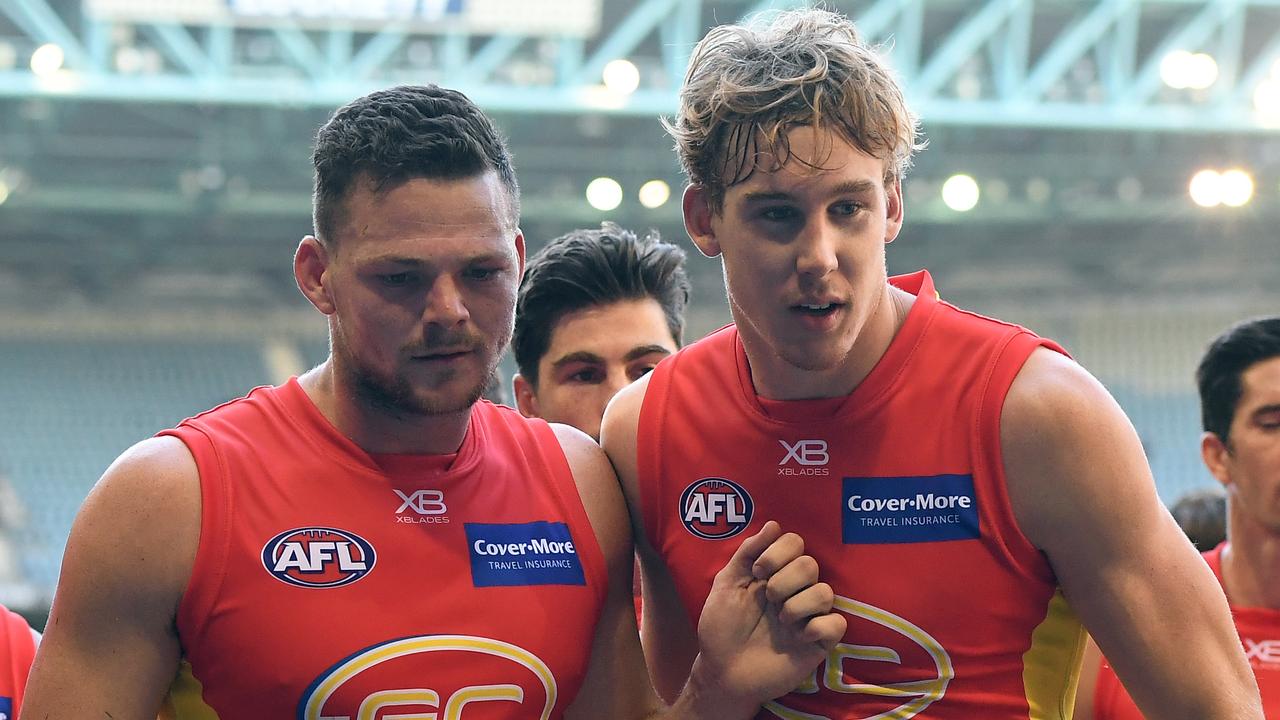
[513,223,689,441]
[21,86,845,719]
[1080,316,1280,718]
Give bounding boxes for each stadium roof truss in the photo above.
[1,0,1280,131]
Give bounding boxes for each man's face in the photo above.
[323,173,523,417]
[1210,355,1280,531]
[514,297,677,440]
[687,125,903,382]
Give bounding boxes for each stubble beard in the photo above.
[332,329,500,419]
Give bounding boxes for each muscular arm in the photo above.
[598,375,699,702]
[21,436,199,719]
[1004,348,1260,719]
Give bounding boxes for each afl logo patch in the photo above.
[262,527,376,588]
[679,477,754,540]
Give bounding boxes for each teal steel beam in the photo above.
[889,0,924,80]
[1099,2,1139,99]
[326,27,353,79]
[914,0,1023,96]
[994,0,1032,99]
[1229,30,1280,104]
[1125,0,1241,103]
[274,26,325,80]
[459,34,525,84]
[556,36,584,87]
[1211,3,1246,100]
[144,24,210,78]
[660,0,701,84]
[347,23,410,79]
[208,23,233,75]
[1018,0,1131,101]
[2,0,91,70]
[572,0,680,85]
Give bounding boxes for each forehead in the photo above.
[1238,356,1280,410]
[725,125,888,197]
[337,173,517,260]
[542,298,677,362]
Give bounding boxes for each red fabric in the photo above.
[0,605,37,718]
[1094,543,1280,718]
[160,380,606,718]
[639,270,1079,718]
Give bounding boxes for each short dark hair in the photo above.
[311,84,520,244]
[1169,487,1226,553]
[513,223,691,386]
[1196,316,1280,443]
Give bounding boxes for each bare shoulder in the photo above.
[599,372,652,490]
[1001,346,1155,548]
[74,434,201,597]
[549,423,631,569]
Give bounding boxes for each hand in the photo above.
[686,521,846,716]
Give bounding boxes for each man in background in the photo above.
[1079,316,1280,718]
[512,222,689,441]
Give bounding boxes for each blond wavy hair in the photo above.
[666,8,923,211]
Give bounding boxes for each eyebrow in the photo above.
[741,179,878,204]
[362,253,509,267]
[624,344,675,362]
[549,345,673,370]
[1251,403,1280,418]
[550,351,605,370]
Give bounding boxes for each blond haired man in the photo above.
[602,8,1261,719]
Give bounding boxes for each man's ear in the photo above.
[295,236,335,315]
[1201,431,1232,488]
[884,176,904,244]
[512,373,539,418]
[514,227,526,279]
[683,185,721,258]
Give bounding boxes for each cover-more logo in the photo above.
[395,488,450,524]
[778,439,830,476]
[679,477,754,540]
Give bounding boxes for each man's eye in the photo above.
[832,202,862,216]
[379,273,412,287]
[761,207,798,222]
[467,267,499,281]
[568,369,601,383]
[629,365,658,382]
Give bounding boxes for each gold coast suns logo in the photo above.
[765,595,953,720]
[300,635,556,720]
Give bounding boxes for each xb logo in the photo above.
[779,439,829,466]
[396,489,447,516]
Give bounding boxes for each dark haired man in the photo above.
[22,86,844,718]
[513,222,689,441]
[1080,316,1280,718]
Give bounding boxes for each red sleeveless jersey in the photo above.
[1093,542,1280,718]
[157,379,607,719]
[0,604,37,720]
[638,270,1084,719]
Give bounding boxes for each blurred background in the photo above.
[0,0,1277,627]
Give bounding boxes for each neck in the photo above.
[1222,505,1280,610]
[297,361,471,455]
[745,284,913,400]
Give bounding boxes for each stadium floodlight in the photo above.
[1219,169,1254,208]
[586,177,623,211]
[602,59,640,96]
[941,174,980,212]
[0,179,9,206]
[638,180,670,209]
[1189,169,1223,207]
[30,43,64,77]
[1161,50,1218,91]
[1254,78,1280,121]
